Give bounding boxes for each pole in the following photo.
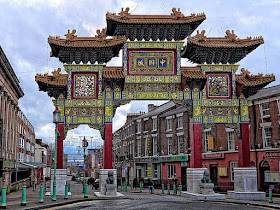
[21,182,27,206]
[125,157,127,192]
[0,181,6,209]
[64,183,68,199]
[167,184,170,194]
[39,183,44,203]
[84,184,88,198]
[162,184,164,194]
[52,124,58,201]
[269,186,273,203]
[179,185,182,196]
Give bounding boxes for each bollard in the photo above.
[82,180,85,193]
[162,184,164,194]
[0,181,6,209]
[44,183,47,192]
[39,183,44,203]
[269,186,273,203]
[173,184,176,195]
[121,183,123,191]
[52,182,56,201]
[140,183,142,193]
[68,182,70,192]
[33,183,36,191]
[167,184,170,194]
[179,185,182,196]
[131,184,133,190]
[64,183,68,199]
[84,184,88,198]
[21,182,27,206]
[152,185,154,194]
[125,183,127,192]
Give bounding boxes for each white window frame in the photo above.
[177,115,183,130]
[178,135,184,154]
[137,120,141,134]
[166,118,172,131]
[226,129,235,151]
[204,131,211,152]
[260,102,270,117]
[145,138,148,156]
[152,118,157,131]
[263,127,272,148]
[152,164,158,179]
[230,161,238,182]
[167,164,176,179]
[167,136,172,155]
[152,136,157,156]
[137,139,141,157]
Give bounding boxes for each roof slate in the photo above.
[160,106,187,117]
[249,84,280,100]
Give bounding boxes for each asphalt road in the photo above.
[47,193,276,210]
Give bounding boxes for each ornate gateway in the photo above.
[35,7,274,169]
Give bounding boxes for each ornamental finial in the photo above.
[119,7,130,19]
[225,30,238,42]
[171,7,184,19]
[65,29,77,42]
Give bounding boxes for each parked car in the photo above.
[93,179,100,189]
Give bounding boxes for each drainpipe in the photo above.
[252,100,258,187]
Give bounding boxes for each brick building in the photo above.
[0,46,24,188]
[113,91,280,192]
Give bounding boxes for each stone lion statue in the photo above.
[106,171,114,184]
[201,170,212,183]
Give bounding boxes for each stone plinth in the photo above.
[199,183,214,194]
[105,184,117,196]
[50,169,67,195]
[99,169,117,195]
[181,191,225,200]
[187,168,207,194]
[227,167,265,201]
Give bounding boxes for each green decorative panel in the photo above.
[125,75,181,83]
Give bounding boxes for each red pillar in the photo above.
[57,123,64,169]
[239,123,250,167]
[190,123,202,168]
[104,123,113,169]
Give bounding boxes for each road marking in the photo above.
[43,200,95,210]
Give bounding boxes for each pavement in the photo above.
[0,181,279,209]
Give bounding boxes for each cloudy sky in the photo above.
[0,0,279,153]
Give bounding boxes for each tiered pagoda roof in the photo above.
[106,7,206,41]
[236,68,275,98]
[35,66,275,99]
[182,30,264,64]
[48,29,127,64]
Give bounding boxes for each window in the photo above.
[31,145,34,153]
[166,118,172,130]
[168,137,172,155]
[230,161,238,182]
[137,121,141,133]
[26,155,30,162]
[26,142,30,151]
[167,164,176,179]
[177,116,183,129]
[204,131,210,152]
[260,103,270,117]
[152,136,157,156]
[263,127,272,148]
[152,164,158,179]
[19,138,24,149]
[19,153,24,162]
[137,139,141,157]
[227,131,235,151]
[145,138,148,156]
[152,118,157,130]
[178,135,184,154]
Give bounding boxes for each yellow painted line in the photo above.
[43,200,94,210]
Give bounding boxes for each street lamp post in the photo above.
[82,136,88,193]
[52,106,60,201]
[125,157,128,192]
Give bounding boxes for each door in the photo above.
[181,167,187,190]
[210,164,218,190]
[259,160,270,191]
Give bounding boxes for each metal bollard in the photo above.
[52,182,56,201]
[82,180,85,193]
[84,184,88,198]
[162,184,164,194]
[131,184,133,190]
[152,185,154,194]
[33,183,36,191]
[44,183,47,192]
[120,183,123,191]
[64,183,68,199]
[167,184,170,194]
[173,184,176,195]
[125,183,127,192]
[269,186,273,203]
[68,182,70,192]
[21,182,27,206]
[140,183,142,193]
[179,185,182,196]
[0,181,6,209]
[39,183,44,203]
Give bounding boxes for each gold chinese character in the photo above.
[160,59,166,66]
[137,59,144,66]
[149,59,155,66]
